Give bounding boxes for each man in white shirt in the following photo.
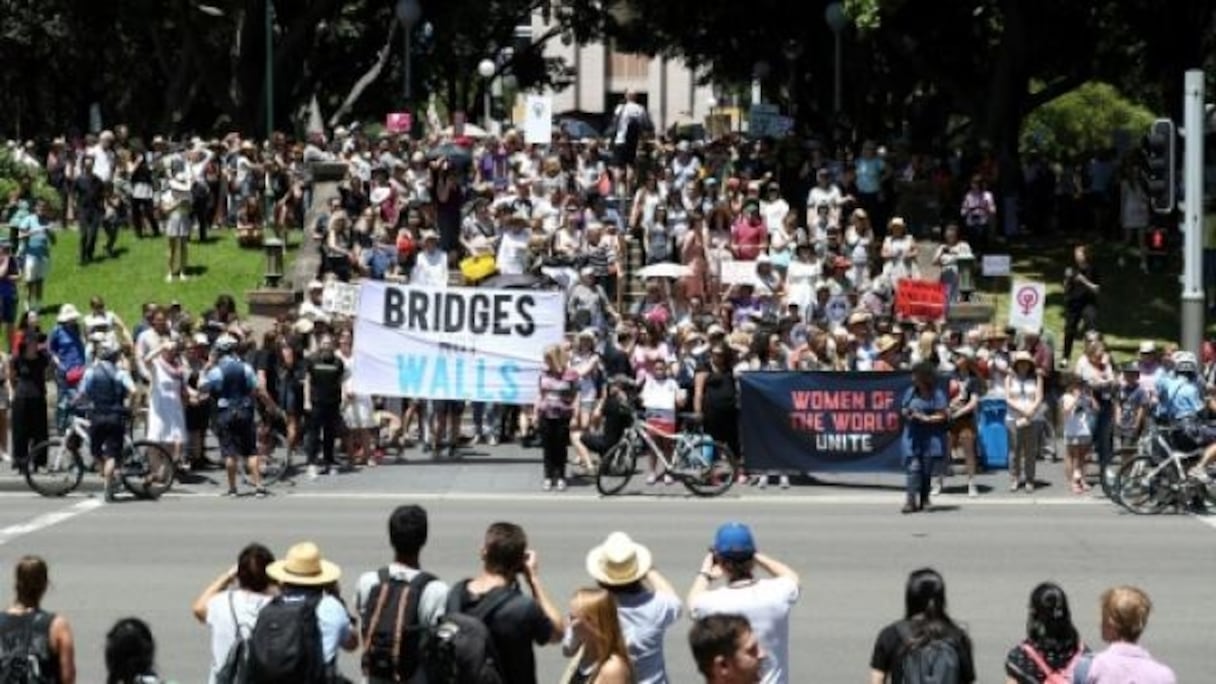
[688,523,800,684]
[410,230,449,288]
[805,168,844,226]
[496,211,533,276]
[89,130,117,182]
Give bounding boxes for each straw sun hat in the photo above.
[267,542,342,586]
[585,532,652,587]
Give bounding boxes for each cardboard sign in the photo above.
[321,282,360,317]
[894,279,948,322]
[385,112,412,135]
[524,95,552,144]
[982,254,1011,277]
[1008,280,1046,330]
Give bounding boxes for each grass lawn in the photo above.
[37,228,300,325]
[979,236,1212,364]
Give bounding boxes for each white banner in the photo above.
[351,282,565,404]
[524,95,552,145]
[1008,280,1046,330]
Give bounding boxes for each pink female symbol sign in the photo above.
[1015,285,1040,315]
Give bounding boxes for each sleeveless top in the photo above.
[0,609,58,684]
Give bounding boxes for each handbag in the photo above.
[459,254,498,283]
[596,173,612,197]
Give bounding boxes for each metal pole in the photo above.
[403,29,412,103]
[265,0,274,138]
[833,31,842,114]
[483,89,491,131]
[1181,69,1205,356]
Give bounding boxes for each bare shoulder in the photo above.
[595,655,631,684]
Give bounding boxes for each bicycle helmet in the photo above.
[214,334,238,354]
[97,341,122,361]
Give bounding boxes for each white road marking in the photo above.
[0,499,102,545]
[278,491,1109,506]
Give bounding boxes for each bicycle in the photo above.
[1114,421,1216,514]
[596,412,740,497]
[25,413,177,500]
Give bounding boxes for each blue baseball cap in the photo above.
[713,522,756,561]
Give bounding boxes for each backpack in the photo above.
[360,569,435,682]
[248,593,326,684]
[0,611,53,684]
[1020,642,1085,684]
[897,622,961,684]
[423,581,514,684]
[215,592,258,684]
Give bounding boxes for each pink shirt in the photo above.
[731,218,767,261]
[1085,642,1176,684]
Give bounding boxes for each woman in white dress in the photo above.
[784,242,823,321]
[145,340,187,468]
[880,216,920,283]
[337,327,376,466]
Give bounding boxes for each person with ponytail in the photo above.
[1003,582,1090,683]
[868,567,975,684]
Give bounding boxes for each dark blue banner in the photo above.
[740,371,913,472]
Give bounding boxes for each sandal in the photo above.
[1071,480,1084,494]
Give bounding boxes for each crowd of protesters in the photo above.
[1,104,1203,506]
[1,506,1178,683]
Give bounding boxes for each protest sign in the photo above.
[1008,280,1046,330]
[385,112,412,135]
[351,282,565,404]
[894,279,948,322]
[321,281,360,317]
[524,95,553,144]
[740,371,912,472]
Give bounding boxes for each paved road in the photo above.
[1,442,1213,683]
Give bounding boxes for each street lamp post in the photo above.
[825,2,848,115]
[477,58,496,131]
[782,40,803,118]
[265,0,275,139]
[395,0,422,105]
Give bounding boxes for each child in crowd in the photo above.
[1061,373,1096,494]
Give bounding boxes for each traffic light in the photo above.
[1146,118,1176,214]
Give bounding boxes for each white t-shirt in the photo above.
[496,229,532,275]
[410,249,449,288]
[205,589,272,684]
[690,577,800,684]
[615,590,682,684]
[614,102,648,145]
[640,376,683,421]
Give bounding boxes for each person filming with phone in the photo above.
[687,522,800,684]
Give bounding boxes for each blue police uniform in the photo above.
[202,355,258,458]
[81,361,134,460]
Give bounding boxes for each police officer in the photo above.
[200,334,269,497]
[80,341,135,502]
[1171,352,1216,482]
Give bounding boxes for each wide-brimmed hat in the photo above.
[1138,341,1157,354]
[953,346,977,364]
[367,186,391,204]
[1011,350,1035,369]
[420,229,439,243]
[57,304,81,323]
[846,311,871,327]
[585,532,653,587]
[876,334,901,355]
[267,542,341,586]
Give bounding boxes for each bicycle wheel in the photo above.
[1101,448,1135,499]
[1115,456,1175,515]
[596,440,638,496]
[24,439,84,497]
[246,430,290,487]
[120,441,177,500]
[681,440,741,497]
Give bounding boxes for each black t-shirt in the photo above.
[12,351,49,399]
[869,618,976,683]
[601,394,633,445]
[1064,263,1099,309]
[253,349,277,399]
[451,581,553,684]
[306,353,345,407]
[601,344,632,380]
[699,364,738,413]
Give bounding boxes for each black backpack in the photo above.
[424,581,513,684]
[360,569,435,681]
[0,611,54,684]
[215,593,256,684]
[897,622,961,684]
[248,593,326,684]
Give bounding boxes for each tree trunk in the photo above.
[327,23,399,127]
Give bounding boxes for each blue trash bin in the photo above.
[978,397,1009,469]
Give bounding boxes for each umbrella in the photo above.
[480,273,542,289]
[441,123,489,138]
[426,143,472,170]
[637,263,692,280]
